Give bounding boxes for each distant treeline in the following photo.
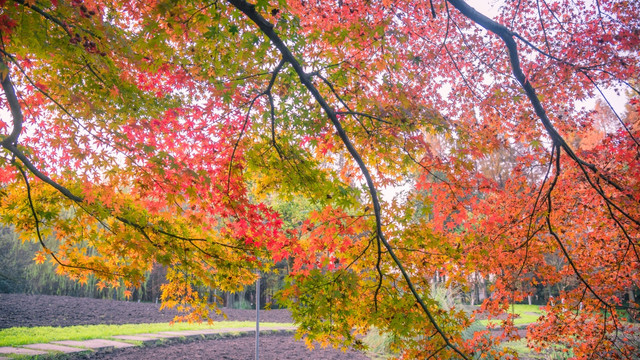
[0,226,165,301]
[0,226,286,309]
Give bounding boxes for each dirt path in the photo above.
[74,332,369,360]
[0,294,367,359]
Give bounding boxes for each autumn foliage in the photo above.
[0,0,639,358]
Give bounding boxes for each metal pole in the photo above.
[255,272,260,360]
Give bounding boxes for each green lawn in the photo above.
[362,305,579,359]
[0,321,292,347]
[479,304,543,327]
[501,339,574,359]
[479,305,573,359]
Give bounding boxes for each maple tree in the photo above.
[1,0,639,358]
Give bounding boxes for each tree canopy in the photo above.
[0,0,639,358]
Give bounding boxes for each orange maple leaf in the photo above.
[33,252,46,264]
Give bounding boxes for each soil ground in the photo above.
[77,333,368,360]
[0,294,368,359]
[0,293,292,328]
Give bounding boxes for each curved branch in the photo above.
[225,1,469,358]
[0,58,23,146]
[227,92,261,193]
[5,144,84,202]
[15,163,120,276]
[447,0,640,230]
[581,71,640,150]
[312,73,371,135]
[544,146,612,309]
[227,59,285,193]
[335,111,393,125]
[11,0,98,38]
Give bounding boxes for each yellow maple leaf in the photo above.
[33,252,46,264]
[78,275,89,286]
[96,281,106,291]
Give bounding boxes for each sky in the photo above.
[380,0,629,203]
[0,0,629,148]
[465,0,628,115]
[467,0,501,17]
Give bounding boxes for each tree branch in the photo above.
[0,58,23,147]
[225,1,469,357]
[447,0,640,234]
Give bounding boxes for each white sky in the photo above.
[380,0,629,203]
[465,0,628,115]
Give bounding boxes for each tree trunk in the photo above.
[478,276,487,302]
[226,292,233,308]
[629,288,637,323]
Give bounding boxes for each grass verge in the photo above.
[479,304,543,327]
[502,339,573,360]
[0,321,292,347]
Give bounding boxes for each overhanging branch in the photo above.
[0,58,23,147]
[447,0,639,229]
[225,0,469,357]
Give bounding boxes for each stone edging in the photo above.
[0,326,296,359]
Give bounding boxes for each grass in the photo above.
[479,304,543,327]
[362,327,396,360]
[0,321,292,347]
[502,339,573,360]
[361,305,578,359]
[502,339,536,357]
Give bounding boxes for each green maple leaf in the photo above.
[204,26,218,39]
